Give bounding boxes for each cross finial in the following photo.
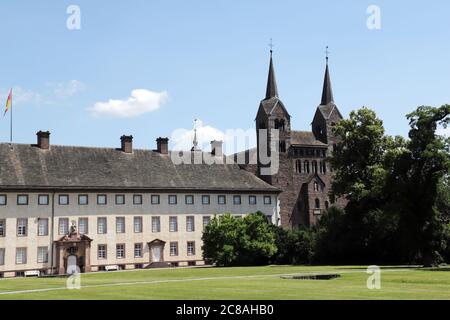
[269,38,274,54]
[325,46,330,64]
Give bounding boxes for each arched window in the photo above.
[312,161,318,174]
[314,182,319,192]
[279,141,286,153]
[296,160,302,173]
[325,201,330,210]
[315,198,320,209]
[320,161,327,174]
[304,161,310,174]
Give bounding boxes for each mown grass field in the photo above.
[0,266,449,300]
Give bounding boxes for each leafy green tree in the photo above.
[272,226,315,265]
[390,105,450,266]
[202,213,277,267]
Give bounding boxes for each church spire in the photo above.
[265,46,279,100]
[321,46,334,105]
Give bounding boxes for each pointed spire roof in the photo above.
[265,50,279,100]
[320,52,334,105]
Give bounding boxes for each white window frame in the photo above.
[187,242,195,256]
[17,218,28,237]
[186,216,195,232]
[249,195,257,205]
[134,217,143,233]
[115,194,125,205]
[38,194,49,206]
[218,195,226,205]
[116,244,125,259]
[170,242,178,256]
[264,196,272,205]
[0,248,4,265]
[97,217,107,234]
[233,195,242,205]
[116,217,125,234]
[16,248,27,265]
[134,243,143,258]
[203,216,211,229]
[98,244,107,259]
[59,195,69,205]
[97,194,107,205]
[0,219,5,237]
[58,218,69,235]
[185,195,194,205]
[37,247,48,263]
[168,195,177,205]
[202,195,210,205]
[0,195,6,206]
[152,217,161,233]
[133,194,143,205]
[78,194,88,205]
[151,195,160,205]
[17,195,29,205]
[79,218,88,235]
[169,216,178,233]
[38,218,49,236]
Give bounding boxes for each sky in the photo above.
[0,0,449,153]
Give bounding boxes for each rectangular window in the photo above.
[170,242,178,256]
[0,220,5,237]
[152,217,161,233]
[233,195,242,205]
[17,218,28,237]
[134,243,143,258]
[134,217,143,233]
[133,194,143,205]
[78,195,88,205]
[264,196,272,205]
[168,195,177,205]
[249,195,257,205]
[187,242,195,256]
[169,216,178,232]
[17,195,28,205]
[218,195,226,205]
[151,195,160,205]
[59,195,69,205]
[38,195,49,206]
[0,195,6,206]
[98,217,107,234]
[203,216,211,229]
[16,248,27,265]
[58,218,69,235]
[79,218,88,235]
[186,216,195,232]
[116,217,125,233]
[37,247,48,263]
[116,244,125,259]
[38,219,49,236]
[202,195,210,205]
[115,194,125,205]
[97,194,107,205]
[0,248,4,265]
[185,195,194,205]
[98,245,107,259]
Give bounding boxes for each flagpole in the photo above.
[10,89,12,143]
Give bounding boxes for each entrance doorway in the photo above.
[148,239,166,264]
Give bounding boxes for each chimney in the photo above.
[120,135,133,154]
[156,138,169,155]
[211,140,223,157]
[37,131,51,150]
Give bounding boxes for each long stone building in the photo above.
[0,134,279,277]
[0,50,344,277]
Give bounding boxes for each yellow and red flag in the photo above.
[4,89,12,116]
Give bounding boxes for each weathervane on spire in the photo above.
[325,46,330,64]
[192,119,199,151]
[269,38,274,54]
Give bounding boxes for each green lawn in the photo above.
[0,266,449,300]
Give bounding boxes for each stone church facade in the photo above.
[238,51,344,229]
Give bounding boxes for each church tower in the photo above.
[312,51,343,149]
[255,49,292,183]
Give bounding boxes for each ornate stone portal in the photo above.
[55,221,93,275]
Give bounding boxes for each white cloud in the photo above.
[90,89,168,118]
[51,80,86,98]
[170,119,256,154]
[437,126,450,138]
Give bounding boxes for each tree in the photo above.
[391,105,450,266]
[202,213,277,267]
[272,226,315,265]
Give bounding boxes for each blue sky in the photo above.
[0,0,449,151]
